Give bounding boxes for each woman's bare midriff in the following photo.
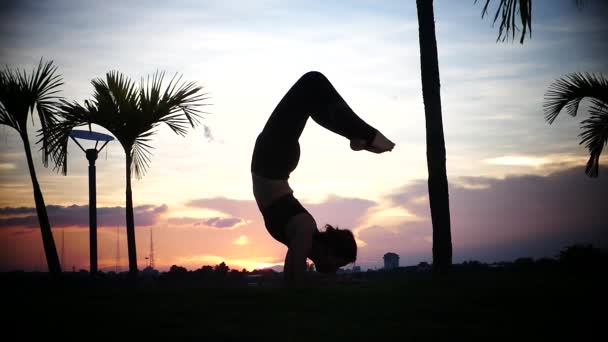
[252,172,294,208]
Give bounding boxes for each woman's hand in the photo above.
[283,213,317,286]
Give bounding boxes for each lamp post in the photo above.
[69,129,114,274]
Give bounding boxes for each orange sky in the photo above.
[1,0,607,272]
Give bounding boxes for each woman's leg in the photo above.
[252,71,394,179]
[261,71,377,145]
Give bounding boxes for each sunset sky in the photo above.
[1,0,606,272]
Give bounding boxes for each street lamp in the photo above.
[69,128,114,274]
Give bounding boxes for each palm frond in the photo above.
[122,71,209,177]
[43,100,94,175]
[0,70,21,129]
[476,0,532,44]
[91,71,138,125]
[86,71,141,150]
[50,69,209,178]
[140,71,209,136]
[131,132,155,179]
[29,59,64,166]
[579,99,608,177]
[0,59,63,166]
[544,72,608,124]
[0,65,30,132]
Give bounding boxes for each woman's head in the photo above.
[312,224,357,274]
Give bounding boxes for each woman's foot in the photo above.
[350,130,395,153]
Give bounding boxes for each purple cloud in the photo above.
[167,217,200,226]
[167,216,245,229]
[186,197,260,220]
[0,204,168,228]
[0,207,36,216]
[370,166,608,264]
[204,217,244,228]
[303,196,376,229]
[185,195,376,230]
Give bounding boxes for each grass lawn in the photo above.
[3,268,604,340]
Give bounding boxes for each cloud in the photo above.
[172,197,260,229]
[368,166,608,263]
[204,217,244,228]
[0,204,168,228]
[483,154,589,171]
[304,195,377,229]
[0,163,16,171]
[179,167,607,267]
[232,235,249,246]
[185,195,377,231]
[186,197,260,220]
[165,217,199,226]
[167,216,246,229]
[0,207,36,216]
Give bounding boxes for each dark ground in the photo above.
[2,264,605,340]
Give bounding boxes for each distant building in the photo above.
[383,252,399,270]
[352,266,361,273]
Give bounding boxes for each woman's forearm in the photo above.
[284,216,315,286]
[284,248,307,285]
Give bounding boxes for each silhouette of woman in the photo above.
[251,71,395,285]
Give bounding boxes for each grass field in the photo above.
[3,265,605,340]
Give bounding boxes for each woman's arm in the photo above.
[283,212,316,286]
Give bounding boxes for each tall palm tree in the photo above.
[416,0,452,273]
[412,0,585,273]
[47,71,209,275]
[544,73,608,177]
[0,59,63,275]
[414,0,533,273]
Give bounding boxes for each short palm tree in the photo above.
[48,71,209,274]
[0,59,63,275]
[544,72,608,177]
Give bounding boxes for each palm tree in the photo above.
[47,71,209,275]
[416,0,452,273]
[544,73,608,177]
[0,59,63,275]
[412,0,586,273]
[414,0,533,273]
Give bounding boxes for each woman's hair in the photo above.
[316,224,357,263]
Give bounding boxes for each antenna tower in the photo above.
[149,227,155,269]
[61,229,65,268]
[115,224,120,273]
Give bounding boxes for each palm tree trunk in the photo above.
[21,131,62,275]
[125,155,138,275]
[416,0,453,272]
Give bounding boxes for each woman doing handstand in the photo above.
[251,71,395,285]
